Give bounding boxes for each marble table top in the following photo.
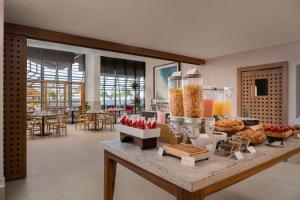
[100,137,300,192]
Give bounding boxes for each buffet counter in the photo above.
[100,137,300,200]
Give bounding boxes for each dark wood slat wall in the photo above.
[4,23,205,65]
[3,33,27,181]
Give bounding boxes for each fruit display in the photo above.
[262,124,293,138]
[119,115,157,130]
[235,128,266,145]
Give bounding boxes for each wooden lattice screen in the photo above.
[3,33,27,181]
[241,67,283,124]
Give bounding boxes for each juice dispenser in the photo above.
[211,87,224,116]
[203,86,218,118]
[223,87,233,117]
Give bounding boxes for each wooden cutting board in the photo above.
[164,144,208,158]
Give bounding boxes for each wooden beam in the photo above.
[4,23,205,65]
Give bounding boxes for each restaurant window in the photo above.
[27,47,85,112]
[100,56,145,111]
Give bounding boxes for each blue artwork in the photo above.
[154,62,180,101]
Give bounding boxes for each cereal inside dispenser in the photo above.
[168,71,184,117]
[182,69,203,123]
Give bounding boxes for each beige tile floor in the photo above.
[5,125,300,200]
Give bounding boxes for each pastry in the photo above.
[235,128,266,145]
[214,119,245,136]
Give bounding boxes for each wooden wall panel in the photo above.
[241,68,284,124]
[3,33,27,181]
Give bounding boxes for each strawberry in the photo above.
[120,116,126,125]
[132,119,137,128]
[151,120,157,129]
[125,118,131,126]
[146,120,152,129]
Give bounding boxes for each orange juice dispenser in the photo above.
[223,87,233,117]
[212,88,225,116]
[203,86,218,118]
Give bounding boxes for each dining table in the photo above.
[100,137,300,200]
[28,112,58,136]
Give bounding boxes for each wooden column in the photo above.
[3,33,27,181]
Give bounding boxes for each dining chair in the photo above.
[84,114,95,130]
[74,113,86,129]
[46,116,59,135]
[30,118,42,138]
[104,113,115,131]
[57,115,68,136]
[96,113,105,130]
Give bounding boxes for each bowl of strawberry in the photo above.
[116,116,161,149]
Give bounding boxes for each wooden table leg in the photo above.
[176,189,205,200]
[104,151,117,200]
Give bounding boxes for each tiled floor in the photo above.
[5,125,300,200]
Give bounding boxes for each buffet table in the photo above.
[100,137,300,200]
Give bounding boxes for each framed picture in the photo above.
[153,62,180,101]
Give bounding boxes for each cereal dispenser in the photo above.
[168,71,184,137]
[182,69,204,139]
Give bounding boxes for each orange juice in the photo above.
[213,100,223,116]
[203,99,213,118]
[222,100,232,116]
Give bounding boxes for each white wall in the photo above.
[202,41,300,124]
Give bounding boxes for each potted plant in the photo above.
[85,102,91,112]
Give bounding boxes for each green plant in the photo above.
[85,102,91,111]
[48,91,56,99]
[131,96,144,113]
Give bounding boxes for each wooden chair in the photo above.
[46,116,59,135]
[74,113,86,129]
[96,113,105,130]
[57,115,68,136]
[84,114,95,130]
[27,120,34,139]
[103,113,115,130]
[30,118,42,139]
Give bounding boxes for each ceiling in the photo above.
[4,0,300,59]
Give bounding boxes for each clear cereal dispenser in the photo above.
[181,68,204,140]
[182,69,203,124]
[168,71,184,137]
